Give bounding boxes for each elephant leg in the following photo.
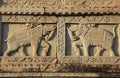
[95,47,103,56]
[108,48,115,57]
[4,44,19,56]
[4,49,10,56]
[83,44,89,56]
[72,42,80,56]
[40,40,49,57]
[31,41,39,57]
[19,47,25,56]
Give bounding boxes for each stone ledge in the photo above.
[0,73,120,77]
[0,0,120,15]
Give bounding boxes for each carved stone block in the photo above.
[0,0,120,77]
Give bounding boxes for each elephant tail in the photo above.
[113,25,117,37]
[104,25,117,38]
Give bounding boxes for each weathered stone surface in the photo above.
[0,0,120,77]
[0,0,120,14]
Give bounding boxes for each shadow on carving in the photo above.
[113,25,119,56]
[1,23,9,56]
[66,24,72,56]
[0,0,4,7]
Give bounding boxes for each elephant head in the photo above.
[42,25,57,40]
[75,24,96,37]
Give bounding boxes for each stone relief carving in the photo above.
[67,24,82,56]
[3,23,56,56]
[1,0,120,75]
[1,19,120,73]
[67,24,118,56]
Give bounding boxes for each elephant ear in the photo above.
[79,24,89,37]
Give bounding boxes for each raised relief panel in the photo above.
[2,23,57,57]
[66,24,118,57]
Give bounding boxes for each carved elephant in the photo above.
[75,24,116,56]
[4,23,56,56]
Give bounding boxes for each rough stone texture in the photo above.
[0,0,120,77]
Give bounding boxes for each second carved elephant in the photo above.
[67,24,117,56]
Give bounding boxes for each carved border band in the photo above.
[59,57,120,64]
[2,15,120,23]
[57,17,66,57]
[0,0,120,14]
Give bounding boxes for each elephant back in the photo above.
[29,26,43,38]
[84,28,114,43]
[14,29,33,43]
[6,26,42,43]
